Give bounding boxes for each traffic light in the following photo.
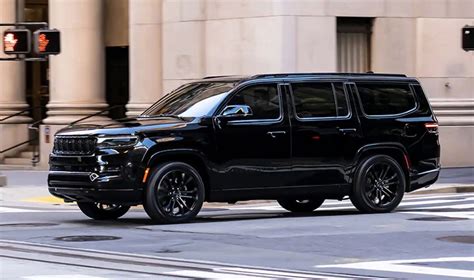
[462,26,474,51]
[33,29,60,55]
[2,29,31,54]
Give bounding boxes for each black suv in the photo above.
[48,73,440,223]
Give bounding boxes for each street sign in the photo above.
[2,29,31,54]
[462,26,474,51]
[33,29,60,55]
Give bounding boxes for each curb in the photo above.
[412,185,474,195]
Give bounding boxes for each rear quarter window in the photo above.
[355,83,416,116]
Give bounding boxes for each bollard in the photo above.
[0,172,6,187]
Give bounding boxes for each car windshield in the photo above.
[141,82,235,118]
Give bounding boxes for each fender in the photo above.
[145,148,209,168]
[352,142,410,169]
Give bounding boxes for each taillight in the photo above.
[425,122,439,133]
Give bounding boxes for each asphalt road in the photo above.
[0,191,473,280]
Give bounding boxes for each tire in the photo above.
[144,162,205,224]
[350,155,406,213]
[77,202,130,220]
[277,198,325,213]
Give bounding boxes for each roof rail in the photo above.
[251,72,407,79]
[202,75,235,79]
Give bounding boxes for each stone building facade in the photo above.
[0,0,473,168]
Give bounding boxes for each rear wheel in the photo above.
[144,162,205,224]
[350,155,405,213]
[277,198,325,213]
[77,202,130,220]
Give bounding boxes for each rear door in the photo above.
[288,81,361,187]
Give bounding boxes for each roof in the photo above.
[199,72,417,84]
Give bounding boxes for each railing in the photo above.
[0,107,42,166]
[0,106,123,167]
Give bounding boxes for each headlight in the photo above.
[96,136,138,149]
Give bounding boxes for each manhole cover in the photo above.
[156,249,180,253]
[55,235,121,242]
[409,216,468,221]
[437,236,474,244]
[0,223,58,227]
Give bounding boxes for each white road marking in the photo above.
[0,207,77,213]
[0,207,41,213]
[409,203,474,210]
[168,270,272,280]
[318,257,474,278]
[24,276,108,280]
[402,211,474,220]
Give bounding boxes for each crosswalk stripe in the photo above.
[318,257,474,278]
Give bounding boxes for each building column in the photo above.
[39,0,110,168]
[127,0,162,117]
[43,0,109,124]
[0,0,30,160]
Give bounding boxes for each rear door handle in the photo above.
[338,128,357,135]
[267,131,286,138]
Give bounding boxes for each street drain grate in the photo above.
[55,235,121,242]
[0,223,58,227]
[409,216,468,222]
[437,236,474,244]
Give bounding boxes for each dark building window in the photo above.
[337,17,373,73]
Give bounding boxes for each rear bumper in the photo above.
[408,167,441,192]
[48,171,143,205]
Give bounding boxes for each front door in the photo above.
[213,83,291,190]
[288,81,361,187]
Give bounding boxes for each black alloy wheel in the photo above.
[77,202,130,220]
[277,198,325,213]
[350,155,405,213]
[144,162,205,224]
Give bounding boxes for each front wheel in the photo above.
[144,162,205,224]
[350,155,406,213]
[77,202,130,220]
[277,198,325,213]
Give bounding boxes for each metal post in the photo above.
[16,0,25,22]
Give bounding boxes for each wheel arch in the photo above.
[145,149,211,201]
[353,143,411,191]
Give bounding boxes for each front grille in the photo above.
[53,136,97,155]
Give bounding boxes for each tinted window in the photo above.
[356,83,416,115]
[334,83,349,116]
[226,84,280,120]
[291,83,348,118]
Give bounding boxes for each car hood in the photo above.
[56,117,194,137]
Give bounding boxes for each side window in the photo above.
[356,83,416,115]
[334,83,349,116]
[291,82,349,118]
[226,84,280,120]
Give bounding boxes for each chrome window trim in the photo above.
[352,81,419,119]
[288,81,352,122]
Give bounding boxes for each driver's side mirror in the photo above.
[221,105,253,117]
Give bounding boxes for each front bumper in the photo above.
[48,171,143,205]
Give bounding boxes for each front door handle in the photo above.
[267,131,286,138]
[338,128,357,135]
